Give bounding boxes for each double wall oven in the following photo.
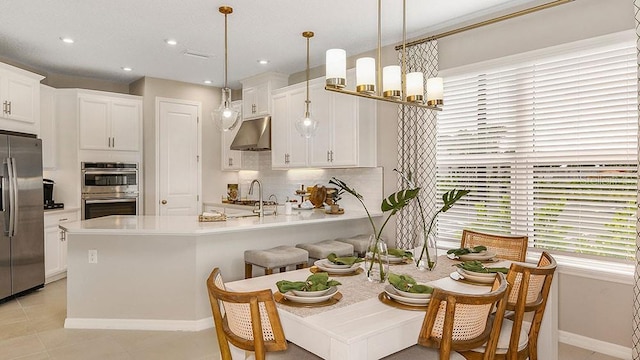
[81,162,139,220]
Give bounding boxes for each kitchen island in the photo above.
[61,211,377,331]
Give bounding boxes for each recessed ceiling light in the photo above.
[121,67,133,72]
[203,80,212,84]
[258,59,269,65]
[60,37,74,44]
[165,39,178,46]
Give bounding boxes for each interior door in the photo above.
[158,99,200,216]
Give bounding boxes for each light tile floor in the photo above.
[0,278,624,360]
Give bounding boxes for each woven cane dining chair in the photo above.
[459,251,557,360]
[461,229,528,262]
[416,272,510,360]
[206,268,287,360]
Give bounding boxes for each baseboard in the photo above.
[559,330,631,359]
[64,316,214,332]
[45,271,67,284]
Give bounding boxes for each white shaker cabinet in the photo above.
[44,209,79,282]
[0,62,43,135]
[40,84,57,169]
[79,94,141,151]
[221,101,243,170]
[271,89,308,168]
[240,72,288,119]
[273,71,376,169]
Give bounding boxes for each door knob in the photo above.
[161,200,167,204]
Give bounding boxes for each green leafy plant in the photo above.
[329,177,419,280]
[395,169,469,270]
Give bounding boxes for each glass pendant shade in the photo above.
[326,49,346,88]
[426,77,444,106]
[406,72,424,103]
[295,105,318,139]
[356,57,376,93]
[382,65,401,98]
[212,88,239,132]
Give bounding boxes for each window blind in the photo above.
[436,38,637,260]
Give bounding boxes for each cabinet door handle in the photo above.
[330,150,334,162]
[229,158,233,166]
[252,104,256,114]
[6,101,10,115]
[59,218,68,222]
[327,150,330,162]
[2,101,6,114]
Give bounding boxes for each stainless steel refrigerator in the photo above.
[0,133,44,301]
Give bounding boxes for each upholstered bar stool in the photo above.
[335,234,371,257]
[244,246,309,279]
[295,240,354,263]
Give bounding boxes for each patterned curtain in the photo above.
[634,2,640,358]
[395,40,439,249]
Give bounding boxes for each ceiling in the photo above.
[0,0,540,89]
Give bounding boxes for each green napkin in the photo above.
[388,273,433,294]
[276,272,341,293]
[388,248,413,259]
[327,253,363,266]
[455,260,509,274]
[447,245,487,256]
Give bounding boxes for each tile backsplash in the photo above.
[236,152,383,212]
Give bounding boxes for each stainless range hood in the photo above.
[230,116,271,151]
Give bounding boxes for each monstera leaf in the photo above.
[442,189,470,212]
[381,188,420,215]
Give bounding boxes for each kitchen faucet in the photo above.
[249,179,264,217]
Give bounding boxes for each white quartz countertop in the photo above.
[60,210,380,236]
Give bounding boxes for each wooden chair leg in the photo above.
[279,266,287,273]
[297,262,307,269]
[265,268,273,275]
[244,263,253,279]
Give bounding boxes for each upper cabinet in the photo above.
[78,93,142,151]
[240,72,288,119]
[40,84,57,169]
[0,62,44,135]
[271,88,308,169]
[271,71,377,169]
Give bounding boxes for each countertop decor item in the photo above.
[329,177,419,282]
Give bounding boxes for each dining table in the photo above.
[224,255,558,360]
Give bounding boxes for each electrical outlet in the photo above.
[88,249,98,264]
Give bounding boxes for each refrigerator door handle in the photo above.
[5,158,16,236]
[2,161,8,236]
[10,158,18,237]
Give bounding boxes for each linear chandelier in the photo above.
[324,0,443,110]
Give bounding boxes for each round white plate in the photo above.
[314,259,360,274]
[385,255,407,264]
[455,268,495,284]
[384,285,430,306]
[460,268,496,278]
[291,287,333,297]
[318,259,352,269]
[458,251,497,261]
[282,286,338,303]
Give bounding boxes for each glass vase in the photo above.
[365,235,390,283]
[415,232,438,271]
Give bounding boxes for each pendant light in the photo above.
[295,31,319,138]
[212,6,240,132]
[324,0,443,110]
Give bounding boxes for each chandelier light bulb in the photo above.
[382,65,401,99]
[356,57,376,94]
[326,49,346,88]
[426,77,444,107]
[406,72,424,103]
